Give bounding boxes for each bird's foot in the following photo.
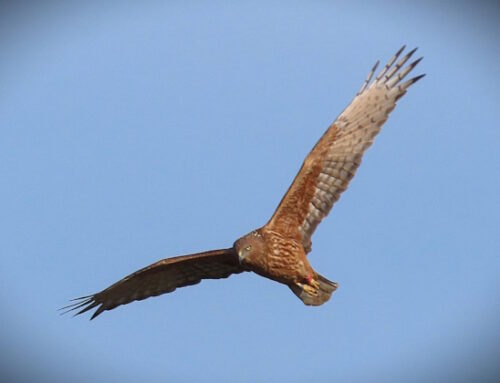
[301,275,320,296]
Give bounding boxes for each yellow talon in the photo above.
[310,279,320,290]
[302,281,319,296]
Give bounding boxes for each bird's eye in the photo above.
[245,245,252,251]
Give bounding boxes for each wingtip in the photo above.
[400,73,426,90]
[412,56,424,66]
[90,308,104,320]
[405,56,424,73]
[59,294,102,319]
[59,297,92,313]
[69,295,92,301]
[413,73,426,82]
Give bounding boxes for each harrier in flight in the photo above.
[64,46,424,319]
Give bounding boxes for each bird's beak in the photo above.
[237,250,245,264]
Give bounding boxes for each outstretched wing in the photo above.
[63,248,243,319]
[266,46,424,253]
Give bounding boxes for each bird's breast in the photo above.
[247,229,311,284]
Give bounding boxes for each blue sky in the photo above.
[1,1,499,382]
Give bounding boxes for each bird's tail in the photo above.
[289,274,338,306]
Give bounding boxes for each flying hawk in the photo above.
[64,46,424,319]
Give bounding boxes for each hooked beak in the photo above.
[237,247,249,265]
[237,250,244,264]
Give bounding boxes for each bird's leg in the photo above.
[301,274,320,296]
[307,275,321,289]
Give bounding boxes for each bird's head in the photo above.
[234,229,266,265]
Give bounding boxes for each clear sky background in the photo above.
[1,1,499,382]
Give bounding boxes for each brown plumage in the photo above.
[63,46,424,319]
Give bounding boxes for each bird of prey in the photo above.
[64,46,424,319]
